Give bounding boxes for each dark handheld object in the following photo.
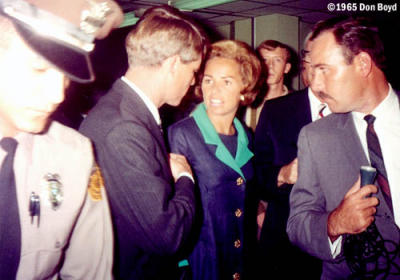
[344,166,400,278]
[360,165,377,187]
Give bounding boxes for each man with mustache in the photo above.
[287,16,400,279]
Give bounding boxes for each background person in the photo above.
[244,40,292,131]
[253,31,326,280]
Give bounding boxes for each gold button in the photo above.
[235,209,242,218]
[233,272,240,280]
[234,239,241,248]
[236,177,243,186]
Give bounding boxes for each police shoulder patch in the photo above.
[88,165,104,201]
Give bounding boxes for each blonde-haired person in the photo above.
[168,39,261,280]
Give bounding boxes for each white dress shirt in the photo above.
[121,76,161,126]
[330,84,400,258]
[308,87,331,121]
[353,84,400,225]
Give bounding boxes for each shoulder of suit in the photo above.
[265,89,307,108]
[168,116,199,144]
[169,116,195,131]
[304,112,346,133]
[261,90,308,120]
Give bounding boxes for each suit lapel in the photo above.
[293,88,312,128]
[337,113,368,168]
[338,113,394,218]
[118,79,169,159]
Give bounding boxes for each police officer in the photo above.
[0,0,122,279]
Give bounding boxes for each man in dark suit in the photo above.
[254,34,327,279]
[287,17,400,279]
[80,6,208,280]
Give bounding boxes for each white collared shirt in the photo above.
[121,76,161,126]
[352,84,400,225]
[330,84,400,258]
[308,87,331,121]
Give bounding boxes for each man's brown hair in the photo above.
[126,5,208,67]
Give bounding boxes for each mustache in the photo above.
[316,91,330,100]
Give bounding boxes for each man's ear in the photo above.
[161,54,179,76]
[354,52,372,77]
[284,62,291,74]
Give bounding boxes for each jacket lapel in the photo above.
[118,79,169,159]
[338,113,394,218]
[338,113,369,168]
[192,103,253,179]
[293,88,312,129]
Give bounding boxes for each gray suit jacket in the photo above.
[287,112,400,279]
[80,79,195,279]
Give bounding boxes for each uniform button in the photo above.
[234,239,241,248]
[236,177,243,186]
[235,209,242,218]
[233,272,240,280]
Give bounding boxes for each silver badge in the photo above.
[42,173,63,210]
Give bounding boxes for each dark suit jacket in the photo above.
[254,88,321,279]
[80,79,195,280]
[287,107,400,279]
[168,115,255,280]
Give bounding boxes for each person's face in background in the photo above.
[259,47,291,86]
[310,31,365,113]
[301,40,313,88]
[0,26,65,137]
[202,57,244,124]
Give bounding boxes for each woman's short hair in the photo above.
[125,5,208,67]
[196,40,261,106]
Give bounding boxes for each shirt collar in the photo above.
[121,76,161,126]
[308,87,331,120]
[282,85,289,96]
[263,85,289,101]
[352,83,398,123]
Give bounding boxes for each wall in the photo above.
[214,14,315,91]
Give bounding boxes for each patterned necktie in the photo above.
[318,104,326,119]
[364,114,392,212]
[0,137,21,278]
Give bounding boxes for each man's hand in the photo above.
[327,177,379,242]
[169,153,193,182]
[94,0,124,39]
[277,158,298,187]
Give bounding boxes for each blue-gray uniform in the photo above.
[0,121,113,280]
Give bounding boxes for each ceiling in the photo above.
[115,0,355,27]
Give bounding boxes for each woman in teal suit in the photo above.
[168,40,261,280]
